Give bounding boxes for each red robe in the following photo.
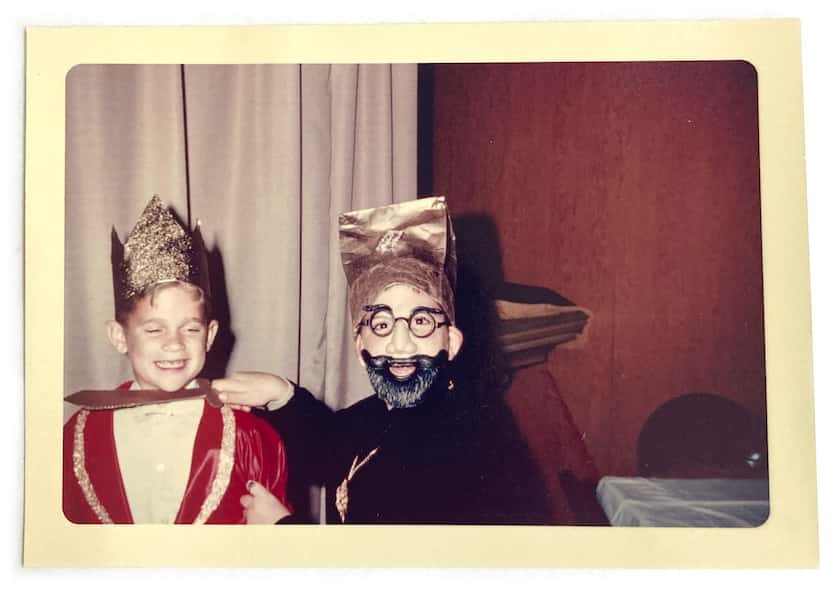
[63,382,289,524]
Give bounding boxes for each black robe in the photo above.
[259,385,552,525]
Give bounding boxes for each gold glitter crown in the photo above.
[111,195,210,310]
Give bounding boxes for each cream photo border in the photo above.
[23,20,817,567]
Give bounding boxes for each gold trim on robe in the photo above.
[72,404,238,524]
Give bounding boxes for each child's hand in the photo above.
[240,480,291,524]
[212,372,294,410]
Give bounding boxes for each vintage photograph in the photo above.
[62,61,768,528]
[23,21,816,567]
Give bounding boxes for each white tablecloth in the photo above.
[596,477,769,527]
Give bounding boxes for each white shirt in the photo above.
[113,381,203,523]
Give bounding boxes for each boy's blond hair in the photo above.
[114,280,211,325]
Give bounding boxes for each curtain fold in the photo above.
[65,63,417,420]
[180,64,304,383]
[315,63,418,410]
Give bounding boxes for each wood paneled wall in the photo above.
[426,62,766,484]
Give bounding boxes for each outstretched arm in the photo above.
[213,371,337,486]
[213,371,295,411]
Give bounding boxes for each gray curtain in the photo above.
[65,64,417,422]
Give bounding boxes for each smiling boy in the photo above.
[107,281,218,392]
[63,196,289,524]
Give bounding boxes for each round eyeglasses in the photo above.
[360,304,449,338]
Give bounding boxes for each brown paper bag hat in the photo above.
[111,195,211,313]
[339,196,457,329]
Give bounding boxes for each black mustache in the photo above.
[361,350,449,372]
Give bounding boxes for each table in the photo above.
[596,477,770,527]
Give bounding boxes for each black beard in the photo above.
[361,350,450,409]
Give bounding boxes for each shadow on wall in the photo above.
[451,213,510,399]
[452,212,610,525]
[637,392,769,479]
[449,214,554,522]
[452,213,607,524]
[202,247,235,381]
